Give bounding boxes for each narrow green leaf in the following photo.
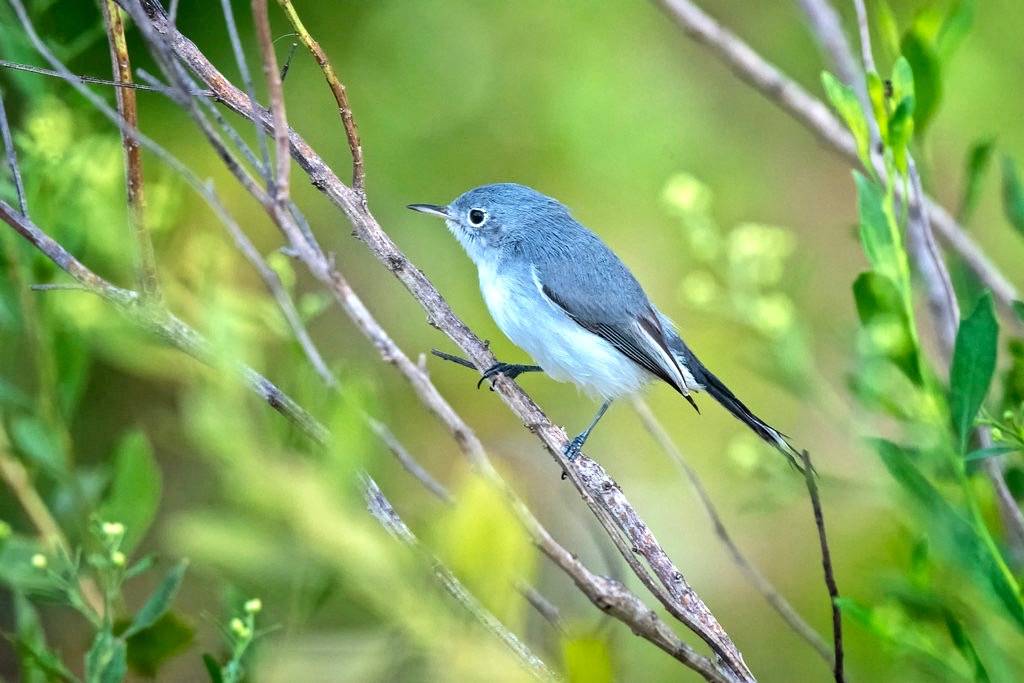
[9,416,67,476]
[959,139,996,224]
[202,654,224,683]
[900,32,942,137]
[0,376,32,409]
[822,71,871,168]
[944,610,990,682]
[124,560,188,638]
[1014,301,1024,324]
[875,1,901,60]
[867,71,888,137]
[950,292,999,454]
[891,56,915,105]
[872,439,1024,627]
[1001,155,1024,236]
[852,271,922,384]
[98,430,161,552]
[855,173,902,286]
[937,0,976,60]
[965,445,1018,462]
[889,97,916,174]
[85,631,126,683]
[13,592,76,683]
[126,612,195,677]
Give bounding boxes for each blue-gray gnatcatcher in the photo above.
[409,183,799,465]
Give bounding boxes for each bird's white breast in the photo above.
[478,262,651,399]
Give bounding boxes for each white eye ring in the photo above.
[468,208,488,227]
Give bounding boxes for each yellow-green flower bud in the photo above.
[31,553,47,570]
[111,551,127,567]
[244,598,262,614]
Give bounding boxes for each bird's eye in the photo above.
[468,208,487,226]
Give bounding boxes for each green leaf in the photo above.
[959,139,996,224]
[872,439,1024,628]
[98,430,161,552]
[822,71,871,168]
[123,560,188,638]
[852,271,922,384]
[13,592,76,683]
[202,653,224,683]
[900,31,942,137]
[965,445,1018,462]
[888,97,915,174]
[950,292,998,454]
[1001,155,1024,236]
[855,173,904,288]
[9,415,67,476]
[1013,301,1024,324]
[85,630,126,683]
[875,1,901,60]
[944,611,990,682]
[0,376,32,409]
[891,56,915,104]
[562,635,614,683]
[126,612,195,677]
[937,0,976,61]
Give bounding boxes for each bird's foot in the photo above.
[476,362,541,390]
[563,434,587,461]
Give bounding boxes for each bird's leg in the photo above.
[564,400,612,461]
[476,362,543,389]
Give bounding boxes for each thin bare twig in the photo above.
[219,0,271,180]
[366,417,455,505]
[362,476,558,681]
[0,89,28,216]
[0,58,197,94]
[798,451,843,682]
[652,0,1019,312]
[516,581,564,633]
[275,0,365,195]
[631,397,833,665]
[252,0,290,203]
[101,0,161,302]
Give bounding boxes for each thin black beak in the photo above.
[406,203,449,219]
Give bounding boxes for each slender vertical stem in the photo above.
[100,0,161,302]
[274,0,365,195]
[252,0,290,204]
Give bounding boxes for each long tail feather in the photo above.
[686,354,804,471]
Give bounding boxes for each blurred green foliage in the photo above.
[1,0,1024,681]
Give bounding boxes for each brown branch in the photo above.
[274,0,365,195]
[631,397,834,665]
[252,0,290,204]
[117,4,750,678]
[652,0,1020,313]
[100,0,161,302]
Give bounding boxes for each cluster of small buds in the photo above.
[101,521,125,538]
[230,617,251,639]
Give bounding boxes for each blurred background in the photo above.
[2,0,1024,680]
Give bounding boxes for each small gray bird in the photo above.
[409,183,799,465]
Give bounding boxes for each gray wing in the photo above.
[530,231,698,403]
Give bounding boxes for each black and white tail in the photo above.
[684,351,804,471]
